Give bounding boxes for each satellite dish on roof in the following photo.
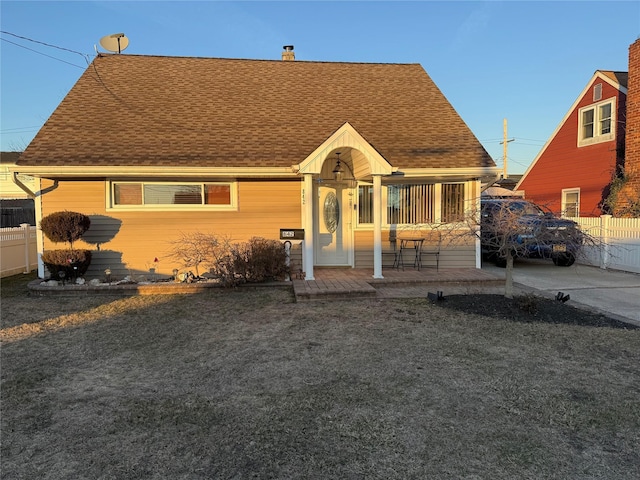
[99,33,129,54]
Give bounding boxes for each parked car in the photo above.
[480,198,583,267]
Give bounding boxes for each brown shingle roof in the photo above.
[1,151,22,164]
[19,54,494,170]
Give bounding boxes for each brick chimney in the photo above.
[618,38,640,216]
[282,45,295,61]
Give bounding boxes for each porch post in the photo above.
[303,173,315,280]
[34,179,45,278]
[373,174,383,279]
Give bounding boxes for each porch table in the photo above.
[396,238,425,270]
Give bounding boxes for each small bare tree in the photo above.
[435,197,600,299]
[166,232,227,277]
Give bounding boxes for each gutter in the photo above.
[11,166,299,179]
[480,173,502,193]
[11,172,58,198]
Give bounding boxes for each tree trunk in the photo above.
[504,250,514,299]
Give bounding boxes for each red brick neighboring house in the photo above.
[515,70,627,217]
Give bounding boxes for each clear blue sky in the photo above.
[2,1,639,174]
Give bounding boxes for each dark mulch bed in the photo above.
[432,293,638,330]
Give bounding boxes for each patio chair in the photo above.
[418,230,441,271]
[382,230,400,269]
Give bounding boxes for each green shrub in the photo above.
[42,249,92,279]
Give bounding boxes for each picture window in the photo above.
[108,181,236,210]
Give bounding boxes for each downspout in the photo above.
[11,172,59,198]
[11,172,37,198]
[11,172,59,278]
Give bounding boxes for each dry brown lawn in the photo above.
[2,273,639,479]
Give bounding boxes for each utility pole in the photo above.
[500,118,514,179]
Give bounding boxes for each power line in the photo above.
[1,30,90,62]
[0,125,41,133]
[1,37,86,69]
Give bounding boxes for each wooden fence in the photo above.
[568,215,640,274]
[0,224,38,278]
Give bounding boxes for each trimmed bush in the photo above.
[218,237,288,286]
[40,211,91,249]
[168,233,289,287]
[244,237,288,282]
[42,249,92,279]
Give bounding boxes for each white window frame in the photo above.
[106,180,238,211]
[578,97,615,147]
[561,188,580,218]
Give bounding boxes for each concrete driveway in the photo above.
[482,259,640,326]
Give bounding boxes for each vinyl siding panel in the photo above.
[40,179,302,278]
[353,229,475,269]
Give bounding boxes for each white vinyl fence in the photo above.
[569,215,640,274]
[0,224,38,278]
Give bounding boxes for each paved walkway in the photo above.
[292,267,506,301]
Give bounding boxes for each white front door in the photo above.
[314,183,352,266]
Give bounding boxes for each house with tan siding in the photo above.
[12,47,499,280]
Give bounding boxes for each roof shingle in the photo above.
[19,54,494,170]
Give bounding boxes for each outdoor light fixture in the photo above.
[332,152,344,182]
[105,268,112,284]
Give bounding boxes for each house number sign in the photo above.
[323,192,339,233]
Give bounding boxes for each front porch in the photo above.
[292,267,504,301]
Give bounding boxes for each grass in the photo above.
[2,273,639,479]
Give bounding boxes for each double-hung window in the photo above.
[562,188,580,217]
[108,181,237,210]
[578,98,615,146]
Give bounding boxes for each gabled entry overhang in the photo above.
[293,122,395,176]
